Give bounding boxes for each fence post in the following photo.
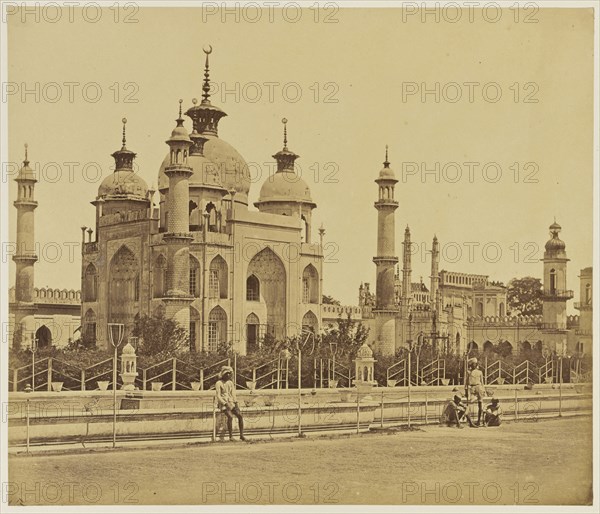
[425,391,428,424]
[484,356,488,384]
[172,358,177,391]
[313,358,316,389]
[142,368,147,391]
[514,387,519,421]
[13,369,18,392]
[232,355,237,389]
[47,358,53,391]
[81,369,86,391]
[380,390,384,428]
[513,365,516,385]
[199,368,204,391]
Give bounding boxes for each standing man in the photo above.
[465,357,485,426]
[215,366,247,442]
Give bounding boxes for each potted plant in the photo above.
[544,376,553,384]
[190,382,202,391]
[51,381,64,392]
[441,378,450,386]
[386,379,397,388]
[97,380,110,391]
[151,381,163,391]
[497,377,505,385]
[244,390,257,407]
[328,379,339,389]
[246,380,257,391]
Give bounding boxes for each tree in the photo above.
[133,313,189,358]
[321,314,370,359]
[322,294,340,305]
[507,276,543,316]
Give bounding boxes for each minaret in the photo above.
[541,220,573,354]
[430,235,440,312]
[402,226,412,303]
[371,146,399,355]
[13,144,38,349]
[373,146,399,310]
[163,100,194,330]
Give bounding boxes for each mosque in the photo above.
[9,49,593,357]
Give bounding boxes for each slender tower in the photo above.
[12,144,38,349]
[430,235,440,312]
[372,146,399,354]
[163,100,194,329]
[540,221,573,354]
[402,226,412,304]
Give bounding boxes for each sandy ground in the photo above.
[7,416,593,506]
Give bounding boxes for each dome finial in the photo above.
[202,45,213,104]
[121,117,128,150]
[282,117,288,150]
[23,143,29,165]
[383,145,390,168]
[178,98,183,120]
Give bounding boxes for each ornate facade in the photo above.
[80,50,323,353]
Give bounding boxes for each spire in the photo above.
[273,117,299,172]
[111,117,136,171]
[202,45,212,105]
[384,145,390,168]
[185,45,227,137]
[23,143,29,166]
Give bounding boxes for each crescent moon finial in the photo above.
[203,44,213,55]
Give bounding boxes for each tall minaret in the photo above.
[163,100,194,330]
[430,235,440,312]
[371,147,399,355]
[12,144,38,349]
[373,146,399,310]
[541,220,573,354]
[402,225,412,303]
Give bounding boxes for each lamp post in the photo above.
[24,383,32,455]
[328,340,338,387]
[108,323,125,448]
[29,333,38,391]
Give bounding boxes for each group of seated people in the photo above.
[440,395,502,428]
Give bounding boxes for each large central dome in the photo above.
[158,135,251,204]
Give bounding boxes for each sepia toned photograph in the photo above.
[1,1,598,511]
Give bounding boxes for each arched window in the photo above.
[246,313,260,353]
[499,302,505,317]
[246,275,260,301]
[209,255,228,299]
[467,341,479,353]
[302,264,319,304]
[35,325,52,349]
[84,263,98,302]
[476,302,484,317]
[550,268,556,293]
[108,245,139,330]
[208,306,227,352]
[153,255,167,298]
[302,311,318,334]
[483,340,493,353]
[586,284,591,304]
[189,255,200,297]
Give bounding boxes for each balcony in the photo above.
[539,322,567,331]
[542,289,574,300]
[574,301,592,310]
[575,329,593,336]
[83,242,98,254]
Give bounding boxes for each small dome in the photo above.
[16,163,36,181]
[356,343,373,359]
[122,342,136,355]
[549,221,561,231]
[378,165,396,180]
[257,171,314,204]
[545,236,566,252]
[168,124,192,143]
[98,170,148,199]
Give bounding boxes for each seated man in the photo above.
[440,395,476,428]
[483,398,502,427]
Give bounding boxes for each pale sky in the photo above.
[5,7,595,310]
